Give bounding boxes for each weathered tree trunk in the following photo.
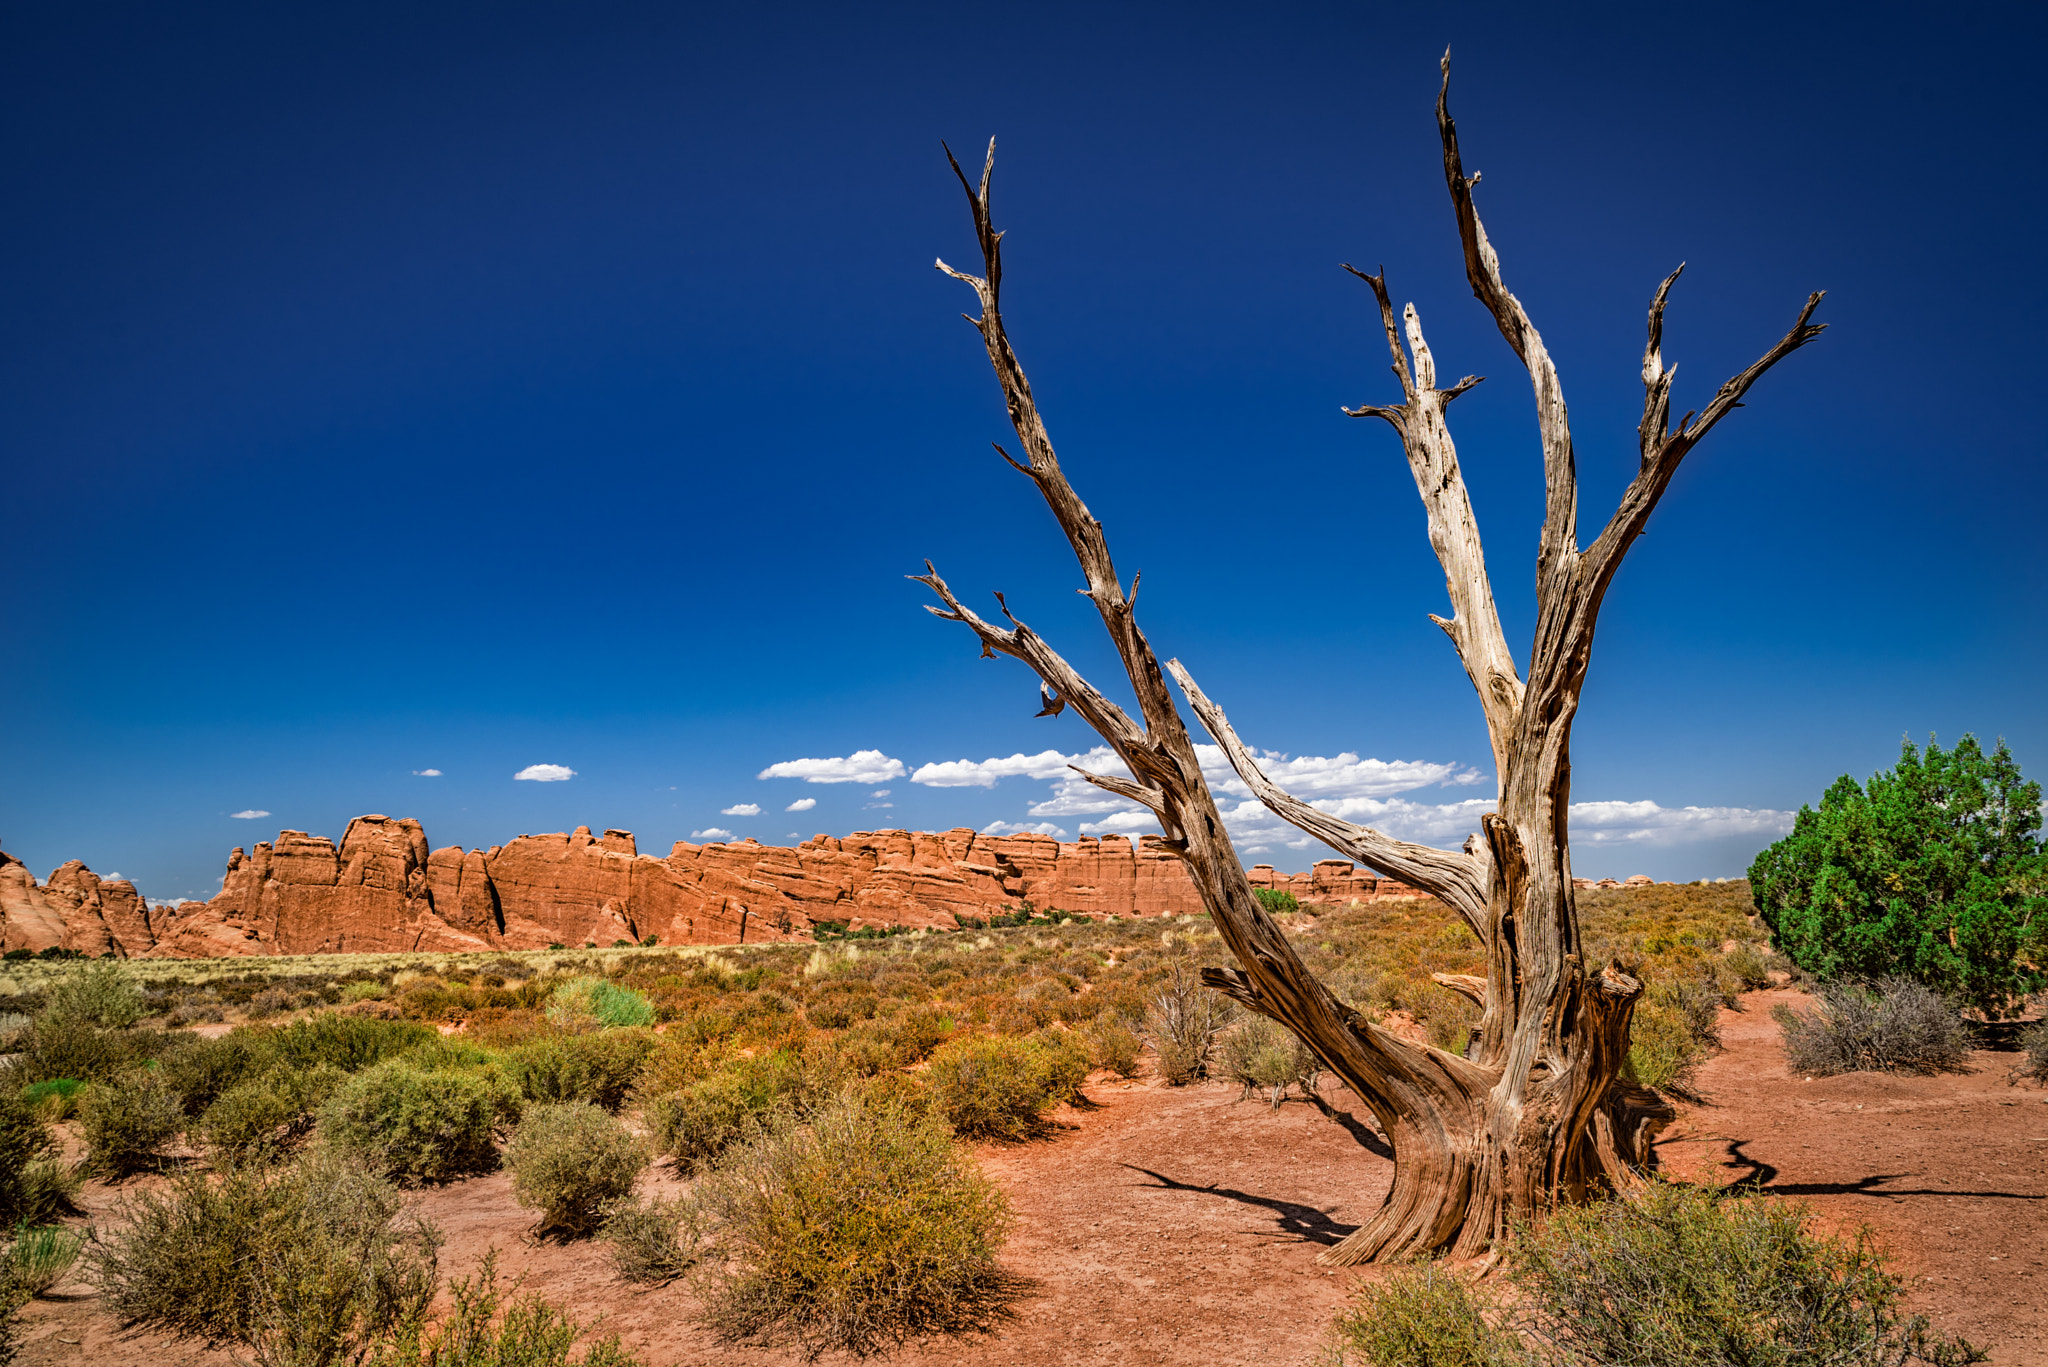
[920,55,1823,1262]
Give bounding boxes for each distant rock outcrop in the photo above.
[0,852,156,956]
[8,819,1431,959]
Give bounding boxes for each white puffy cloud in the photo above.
[981,820,1070,839]
[870,789,891,798]
[1566,801,1794,847]
[413,768,442,777]
[720,803,762,816]
[785,798,817,812]
[757,750,905,784]
[689,827,734,842]
[514,764,576,782]
[1080,810,1163,836]
[230,810,271,820]
[911,750,1079,788]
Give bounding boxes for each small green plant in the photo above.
[504,1103,646,1238]
[3,1224,85,1298]
[546,977,654,1031]
[41,959,146,1029]
[339,981,388,1004]
[367,1249,643,1367]
[1252,888,1302,915]
[598,1194,705,1286]
[695,1092,1022,1360]
[317,1060,505,1184]
[18,1079,82,1122]
[77,1069,183,1178]
[1326,1262,1527,1367]
[1774,978,1974,1077]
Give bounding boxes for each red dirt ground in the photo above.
[16,990,2047,1365]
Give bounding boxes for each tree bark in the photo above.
[920,54,1822,1262]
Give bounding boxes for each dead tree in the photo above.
[918,57,1823,1262]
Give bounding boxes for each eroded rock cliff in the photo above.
[9,818,1430,959]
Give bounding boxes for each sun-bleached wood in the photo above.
[920,55,1823,1261]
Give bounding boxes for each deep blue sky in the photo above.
[4,1,2043,901]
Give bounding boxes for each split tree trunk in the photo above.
[920,55,1823,1262]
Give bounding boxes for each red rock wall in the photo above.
[7,817,1431,959]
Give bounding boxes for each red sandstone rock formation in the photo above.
[0,852,158,956]
[12,818,1429,960]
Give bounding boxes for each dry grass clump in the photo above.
[1217,1016,1321,1107]
[3,1224,84,1297]
[77,1069,184,1178]
[599,1194,705,1285]
[0,1090,78,1227]
[505,1102,646,1237]
[694,1092,1025,1361]
[1774,978,1975,1077]
[371,1250,643,1367]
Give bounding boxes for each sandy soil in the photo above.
[1656,990,2047,1361]
[15,990,2046,1365]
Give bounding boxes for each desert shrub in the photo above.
[261,1013,436,1073]
[1510,1181,1984,1366]
[156,1030,267,1115]
[200,1064,345,1161]
[0,1092,76,1227]
[1774,978,1974,1077]
[1326,1263,1526,1367]
[92,1151,439,1353]
[508,1030,656,1111]
[2017,1016,2048,1085]
[339,981,388,1004]
[368,1250,642,1367]
[546,977,654,1031]
[78,1069,183,1178]
[505,1103,646,1238]
[695,1092,1022,1360]
[9,1012,165,1084]
[40,959,145,1028]
[1145,960,1235,1084]
[1252,888,1302,915]
[18,1079,81,1122]
[599,1194,705,1286]
[3,1225,85,1299]
[1082,1017,1142,1077]
[1218,1017,1321,1107]
[245,986,297,1019]
[648,1049,807,1171]
[317,1060,505,1184]
[924,1033,1080,1142]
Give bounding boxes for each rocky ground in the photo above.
[16,989,2047,1366]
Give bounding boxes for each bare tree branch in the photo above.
[1437,51,1578,583]
[1340,264,1524,771]
[1168,658,1490,938]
